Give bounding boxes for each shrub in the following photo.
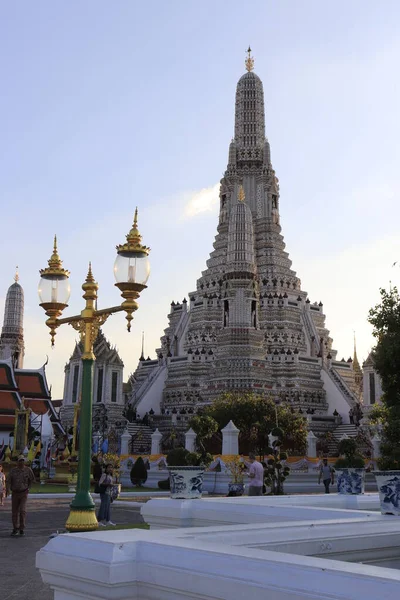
[334,438,365,469]
[158,478,170,490]
[130,456,148,486]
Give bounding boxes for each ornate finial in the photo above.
[238,185,245,202]
[245,46,254,72]
[40,235,70,279]
[14,266,19,282]
[116,207,150,256]
[86,262,95,283]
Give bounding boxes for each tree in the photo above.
[368,287,400,469]
[201,392,307,457]
[188,415,218,462]
[130,456,148,486]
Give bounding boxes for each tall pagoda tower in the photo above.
[130,50,359,423]
[0,269,25,369]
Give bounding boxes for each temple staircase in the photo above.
[126,423,153,454]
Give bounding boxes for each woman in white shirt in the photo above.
[97,464,115,526]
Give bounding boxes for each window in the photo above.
[97,368,103,403]
[111,371,118,403]
[72,365,79,403]
[369,372,376,404]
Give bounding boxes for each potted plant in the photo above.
[225,457,245,496]
[166,447,205,499]
[334,438,365,495]
[368,287,400,514]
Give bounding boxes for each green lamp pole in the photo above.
[38,210,150,531]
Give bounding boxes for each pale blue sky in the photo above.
[1,2,400,397]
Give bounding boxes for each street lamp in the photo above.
[38,209,150,532]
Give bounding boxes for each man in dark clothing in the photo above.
[6,455,35,536]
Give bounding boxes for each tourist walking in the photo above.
[6,455,35,536]
[247,452,264,496]
[318,458,334,494]
[0,464,6,506]
[97,463,115,526]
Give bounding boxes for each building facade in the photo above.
[60,330,125,433]
[129,52,361,425]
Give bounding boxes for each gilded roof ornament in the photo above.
[116,207,150,256]
[238,185,246,202]
[245,46,254,72]
[40,235,70,279]
[14,266,19,283]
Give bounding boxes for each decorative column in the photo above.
[372,434,381,460]
[307,431,317,458]
[151,428,163,455]
[120,429,131,455]
[185,428,196,452]
[221,420,239,455]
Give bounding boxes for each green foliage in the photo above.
[202,392,307,457]
[368,287,400,470]
[158,478,170,490]
[166,447,191,466]
[334,438,365,469]
[130,456,148,486]
[335,456,365,469]
[166,447,210,467]
[188,415,219,461]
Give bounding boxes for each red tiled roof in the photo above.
[14,370,50,399]
[0,391,21,410]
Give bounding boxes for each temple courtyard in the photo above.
[0,497,145,600]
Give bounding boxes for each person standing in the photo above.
[6,455,35,536]
[318,458,334,494]
[247,452,264,496]
[0,465,6,506]
[97,463,115,526]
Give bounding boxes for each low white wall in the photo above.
[141,494,382,529]
[37,515,400,600]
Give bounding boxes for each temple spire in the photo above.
[353,331,361,373]
[140,331,145,361]
[14,266,19,283]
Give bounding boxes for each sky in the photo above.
[1,1,400,398]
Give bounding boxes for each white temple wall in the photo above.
[321,369,351,423]
[136,365,167,415]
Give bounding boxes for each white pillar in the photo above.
[372,434,381,460]
[120,429,131,455]
[151,428,163,455]
[307,431,317,458]
[185,428,196,452]
[221,420,239,455]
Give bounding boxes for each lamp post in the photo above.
[38,209,150,532]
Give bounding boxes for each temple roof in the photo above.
[68,329,124,366]
[0,359,64,433]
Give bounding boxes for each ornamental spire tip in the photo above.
[245,46,254,72]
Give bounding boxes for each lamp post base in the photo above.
[65,508,98,532]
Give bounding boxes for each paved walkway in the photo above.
[0,497,144,600]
